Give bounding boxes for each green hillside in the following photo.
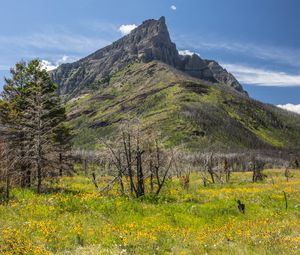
[65,60,300,151]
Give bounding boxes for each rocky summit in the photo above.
[51,16,246,99]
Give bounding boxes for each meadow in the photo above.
[0,169,299,255]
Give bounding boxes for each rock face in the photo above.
[180,54,217,83]
[205,60,245,93]
[51,16,247,98]
[178,52,246,93]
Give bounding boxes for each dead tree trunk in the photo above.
[252,158,266,182]
[149,160,154,192]
[207,154,215,184]
[36,116,42,194]
[224,159,231,183]
[208,167,215,184]
[122,132,136,195]
[154,144,173,196]
[92,173,98,189]
[284,163,291,182]
[117,151,125,195]
[283,191,288,210]
[59,152,63,176]
[180,174,190,190]
[4,168,10,202]
[136,146,145,197]
[83,159,88,176]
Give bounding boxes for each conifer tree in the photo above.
[22,60,66,192]
[0,59,68,193]
[0,61,30,196]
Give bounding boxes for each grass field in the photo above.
[0,169,299,255]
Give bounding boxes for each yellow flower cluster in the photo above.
[0,228,51,255]
[73,223,83,235]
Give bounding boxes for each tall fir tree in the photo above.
[0,59,68,193]
[0,61,30,197]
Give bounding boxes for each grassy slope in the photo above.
[66,60,300,150]
[0,170,299,254]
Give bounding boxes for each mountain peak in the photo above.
[158,15,166,22]
[127,16,179,66]
[129,15,169,44]
[141,16,166,26]
[51,17,247,98]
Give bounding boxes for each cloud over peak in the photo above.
[277,104,300,114]
[179,50,200,56]
[41,60,57,71]
[119,24,137,36]
[41,55,78,71]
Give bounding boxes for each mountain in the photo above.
[52,17,300,151]
[51,16,246,99]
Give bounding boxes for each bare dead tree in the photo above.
[122,130,136,195]
[180,173,190,190]
[92,173,99,189]
[251,156,267,182]
[284,162,290,182]
[100,140,126,195]
[224,158,231,183]
[153,141,173,195]
[206,153,215,184]
[99,124,173,197]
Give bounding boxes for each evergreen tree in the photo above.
[0,61,30,197]
[22,60,66,192]
[0,59,68,193]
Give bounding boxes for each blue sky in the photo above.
[1,0,300,112]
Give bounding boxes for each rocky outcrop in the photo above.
[51,16,247,99]
[205,60,245,93]
[179,54,246,94]
[180,54,217,83]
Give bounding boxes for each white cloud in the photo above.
[277,104,300,114]
[119,24,137,36]
[170,5,177,11]
[41,55,78,71]
[41,60,57,71]
[222,63,300,87]
[179,49,200,56]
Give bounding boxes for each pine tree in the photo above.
[0,59,68,193]
[0,61,30,198]
[22,60,66,193]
